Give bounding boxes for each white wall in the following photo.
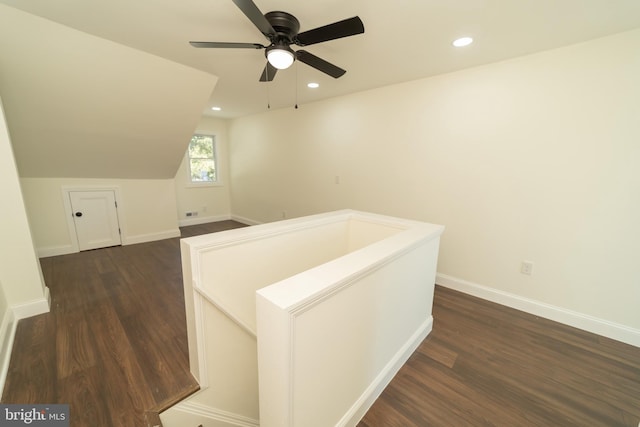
[0,99,47,307]
[175,116,232,225]
[0,282,7,332]
[228,29,640,340]
[21,178,180,256]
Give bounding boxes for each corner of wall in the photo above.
[178,214,232,227]
[230,214,262,226]
[10,286,50,321]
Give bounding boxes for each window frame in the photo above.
[186,134,220,187]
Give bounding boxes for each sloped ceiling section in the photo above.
[0,4,218,179]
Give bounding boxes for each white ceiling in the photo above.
[2,0,640,119]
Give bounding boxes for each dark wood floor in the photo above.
[1,220,247,427]
[358,286,640,427]
[3,220,640,427]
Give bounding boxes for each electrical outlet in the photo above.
[186,211,198,217]
[521,261,534,276]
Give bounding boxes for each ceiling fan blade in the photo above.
[232,0,275,38]
[296,50,346,78]
[190,41,265,49]
[295,16,364,46]
[259,62,278,82]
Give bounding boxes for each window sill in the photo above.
[186,181,223,189]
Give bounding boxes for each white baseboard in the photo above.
[122,229,181,246]
[436,273,640,348]
[179,214,232,227]
[341,317,433,427]
[39,218,244,256]
[162,401,259,427]
[39,228,183,257]
[230,214,262,226]
[38,244,76,258]
[12,286,51,320]
[0,308,17,397]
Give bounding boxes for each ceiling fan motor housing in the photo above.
[265,11,300,43]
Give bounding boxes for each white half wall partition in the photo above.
[171,210,443,427]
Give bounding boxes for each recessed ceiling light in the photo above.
[211,106,221,111]
[452,37,473,47]
[307,82,319,88]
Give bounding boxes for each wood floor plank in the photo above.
[417,335,458,368]
[121,311,191,404]
[2,314,57,404]
[357,396,416,427]
[88,301,156,420]
[57,367,112,426]
[55,309,98,380]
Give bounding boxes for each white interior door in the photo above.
[69,190,122,251]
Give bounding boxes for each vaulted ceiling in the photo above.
[0,4,217,178]
[1,0,640,178]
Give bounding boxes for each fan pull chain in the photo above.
[294,61,299,109]
[266,67,271,109]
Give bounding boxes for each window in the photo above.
[188,134,217,184]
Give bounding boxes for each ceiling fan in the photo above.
[190,0,365,82]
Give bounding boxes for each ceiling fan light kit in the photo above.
[266,45,295,69]
[190,0,364,81]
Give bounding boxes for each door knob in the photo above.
[75,212,83,217]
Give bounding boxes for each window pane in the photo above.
[189,135,213,159]
[187,134,217,183]
[190,159,216,182]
